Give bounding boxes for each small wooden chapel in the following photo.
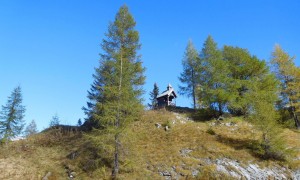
[156,84,177,108]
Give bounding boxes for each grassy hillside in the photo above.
[0,110,299,179]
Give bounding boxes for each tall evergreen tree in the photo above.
[149,83,159,109]
[200,36,229,115]
[24,120,38,137]
[223,46,274,116]
[179,40,200,109]
[84,5,145,178]
[271,44,300,129]
[49,114,60,127]
[0,86,25,143]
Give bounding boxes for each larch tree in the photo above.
[84,5,145,178]
[249,78,287,160]
[271,44,300,129]
[179,40,200,109]
[49,114,60,127]
[0,86,25,143]
[200,35,229,115]
[223,46,273,116]
[149,83,159,109]
[24,120,38,137]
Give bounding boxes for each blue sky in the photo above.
[0,0,299,130]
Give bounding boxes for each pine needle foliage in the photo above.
[148,83,159,109]
[0,86,25,143]
[24,120,38,137]
[223,46,273,116]
[84,5,145,178]
[49,114,60,127]
[271,44,300,129]
[248,81,289,160]
[179,40,200,109]
[199,36,229,115]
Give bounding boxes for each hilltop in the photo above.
[0,110,299,179]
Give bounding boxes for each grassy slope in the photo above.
[0,110,299,179]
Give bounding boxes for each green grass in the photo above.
[0,110,299,179]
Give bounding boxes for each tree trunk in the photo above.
[218,103,223,116]
[262,132,270,158]
[288,96,300,129]
[112,47,123,179]
[192,69,196,110]
[112,134,119,179]
[292,111,300,129]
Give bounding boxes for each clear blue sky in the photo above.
[1,1,299,130]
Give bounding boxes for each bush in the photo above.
[162,120,172,129]
[192,108,218,121]
[249,95,289,161]
[206,127,216,135]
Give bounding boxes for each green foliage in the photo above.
[271,44,300,129]
[0,86,25,142]
[179,40,200,109]
[83,5,145,178]
[49,114,60,127]
[199,35,229,115]
[192,108,218,121]
[84,5,145,127]
[162,120,172,129]
[206,127,216,135]
[194,37,280,120]
[189,39,290,160]
[247,81,289,160]
[223,46,272,116]
[24,120,38,137]
[77,118,82,126]
[148,83,159,109]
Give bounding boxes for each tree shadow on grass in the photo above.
[215,134,285,161]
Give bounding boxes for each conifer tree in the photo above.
[247,73,288,160]
[200,36,229,115]
[149,83,159,109]
[84,5,145,178]
[179,40,200,109]
[24,120,38,137]
[0,86,25,142]
[271,44,300,129]
[49,114,60,127]
[223,46,274,116]
[77,118,82,126]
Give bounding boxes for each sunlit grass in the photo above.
[0,110,299,179]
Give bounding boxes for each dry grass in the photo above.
[0,127,84,180]
[0,110,299,179]
[120,110,300,178]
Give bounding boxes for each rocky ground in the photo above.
[154,113,300,180]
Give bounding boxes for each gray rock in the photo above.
[217,116,224,121]
[69,171,76,178]
[212,158,297,179]
[162,171,171,176]
[165,126,169,131]
[42,172,52,180]
[192,169,199,177]
[180,149,192,157]
[225,122,231,127]
[155,123,161,128]
[293,170,300,180]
